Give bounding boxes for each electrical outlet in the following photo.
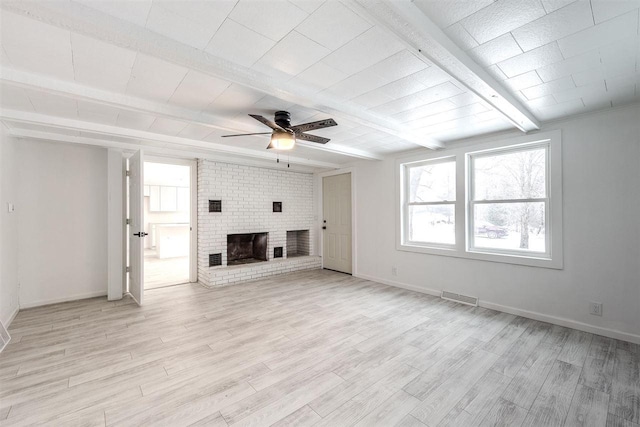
[589,302,603,316]
[391,267,397,276]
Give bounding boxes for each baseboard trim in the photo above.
[19,291,108,309]
[354,273,640,345]
[478,301,640,345]
[2,306,20,328]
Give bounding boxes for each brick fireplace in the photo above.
[198,160,321,286]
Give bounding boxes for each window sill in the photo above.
[397,242,563,269]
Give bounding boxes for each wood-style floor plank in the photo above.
[354,390,420,427]
[564,384,610,427]
[501,342,561,409]
[0,269,638,427]
[314,364,421,427]
[606,413,640,427]
[478,397,528,427]
[580,335,617,394]
[558,330,593,367]
[491,321,552,378]
[189,411,229,427]
[522,360,582,427]
[608,348,640,424]
[396,414,428,427]
[410,350,499,425]
[438,368,512,426]
[271,405,321,427]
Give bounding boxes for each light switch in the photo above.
[7,202,15,213]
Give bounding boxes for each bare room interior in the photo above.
[0,1,638,426]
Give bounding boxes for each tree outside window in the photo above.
[470,145,548,254]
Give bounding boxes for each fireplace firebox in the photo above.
[227,233,268,266]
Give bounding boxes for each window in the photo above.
[469,144,549,257]
[404,158,456,246]
[397,131,562,269]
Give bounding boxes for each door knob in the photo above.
[133,232,148,237]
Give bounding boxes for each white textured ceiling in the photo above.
[421,0,640,120]
[0,0,638,169]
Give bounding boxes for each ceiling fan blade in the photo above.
[221,132,272,137]
[249,114,285,131]
[290,118,338,133]
[296,133,330,144]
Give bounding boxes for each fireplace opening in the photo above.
[227,232,268,266]
[287,230,310,258]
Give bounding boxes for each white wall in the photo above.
[0,125,20,326]
[17,139,108,307]
[344,105,640,342]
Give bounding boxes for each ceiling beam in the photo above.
[0,68,383,161]
[349,0,540,132]
[0,109,343,169]
[8,128,333,173]
[0,0,444,150]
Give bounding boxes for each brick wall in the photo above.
[197,160,318,286]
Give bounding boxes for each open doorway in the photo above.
[143,160,193,289]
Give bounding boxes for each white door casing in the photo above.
[322,173,352,274]
[128,150,144,305]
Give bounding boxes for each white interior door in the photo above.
[128,150,144,305]
[323,173,352,274]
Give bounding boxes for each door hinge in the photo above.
[126,170,131,177]
[126,266,131,273]
[126,218,130,225]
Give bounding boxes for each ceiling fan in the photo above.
[222,111,338,150]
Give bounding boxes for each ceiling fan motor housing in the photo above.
[274,111,292,129]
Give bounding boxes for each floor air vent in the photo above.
[441,290,478,306]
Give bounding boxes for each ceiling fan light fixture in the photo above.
[268,129,296,150]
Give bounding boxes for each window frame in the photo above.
[402,156,457,249]
[396,130,563,269]
[467,142,551,258]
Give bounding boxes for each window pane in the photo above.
[408,205,455,245]
[473,147,546,200]
[473,202,546,253]
[409,161,455,203]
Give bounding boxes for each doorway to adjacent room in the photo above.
[143,160,195,289]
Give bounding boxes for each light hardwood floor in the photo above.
[1,269,638,426]
[144,249,189,289]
